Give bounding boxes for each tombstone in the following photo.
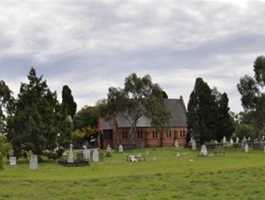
[9,156,16,166]
[262,136,265,141]
[174,139,179,148]
[191,138,196,150]
[106,144,112,153]
[230,138,234,145]
[244,143,249,153]
[248,137,251,142]
[67,144,74,163]
[200,145,208,156]
[83,145,90,161]
[92,149,99,162]
[29,154,38,170]
[118,144,124,153]
[222,136,227,145]
[236,137,240,144]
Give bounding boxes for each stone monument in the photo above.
[67,144,74,163]
[174,139,179,148]
[118,144,124,153]
[29,154,38,170]
[244,143,249,153]
[83,145,90,161]
[200,145,208,156]
[93,149,99,162]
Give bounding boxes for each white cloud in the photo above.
[1,0,265,112]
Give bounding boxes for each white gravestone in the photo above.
[230,138,234,145]
[236,137,240,144]
[9,156,16,166]
[106,144,112,153]
[92,149,99,162]
[29,154,38,170]
[200,145,208,156]
[222,136,227,145]
[244,143,249,153]
[191,138,196,150]
[174,139,179,148]
[67,144,74,163]
[118,144,124,153]
[83,146,90,161]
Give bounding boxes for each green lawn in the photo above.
[1,148,265,200]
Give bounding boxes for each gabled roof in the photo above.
[98,98,187,129]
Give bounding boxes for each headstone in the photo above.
[9,156,16,166]
[236,137,240,144]
[106,144,112,153]
[83,145,90,161]
[29,154,38,170]
[244,143,249,153]
[222,136,227,145]
[200,145,208,156]
[191,138,196,150]
[230,138,234,145]
[174,139,179,148]
[118,144,124,153]
[67,144,74,163]
[248,137,251,142]
[92,149,99,162]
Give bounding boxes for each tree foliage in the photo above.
[237,56,265,136]
[7,68,60,155]
[104,73,170,144]
[0,81,13,134]
[187,78,234,144]
[61,85,77,118]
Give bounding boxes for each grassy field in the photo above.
[1,148,265,200]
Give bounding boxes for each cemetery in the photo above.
[2,138,265,200]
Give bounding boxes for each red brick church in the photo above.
[97,97,188,148]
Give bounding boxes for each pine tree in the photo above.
[8,68,59,155]
[187,78,218,144]
[61,85,77,118]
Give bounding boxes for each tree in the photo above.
[0,81,13,134]
[215,93,235,140]
[7,68,60,155]
[187,78,234,144]
[74,106,99,130]
[104,73,170,145]
[237,56,265,137]
[187,78,217,144]
[0,135,11,169]
[61,85,77,118]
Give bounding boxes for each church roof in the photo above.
[98,98,187,129]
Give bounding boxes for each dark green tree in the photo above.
[74,106,99,130]
[187,78,217,144]
[237,56,265,136]
[215,93,235,140]
[61,85,77,118]
[105,73,170,145]
[7,68,59,155]
[0,135,11,169]
[0,81,13,134]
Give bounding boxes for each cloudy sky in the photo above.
[1,0,265,112]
